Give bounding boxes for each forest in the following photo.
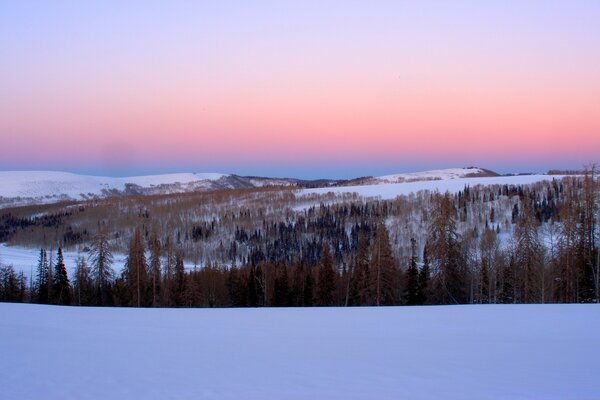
[0,170,598,308]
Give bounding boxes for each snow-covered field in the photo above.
[302,174,564,200]
[1,303,597,399]
[0,243,203,277]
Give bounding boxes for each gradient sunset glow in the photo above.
[1,1,599,178]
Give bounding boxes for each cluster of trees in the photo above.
[1,168,598,307]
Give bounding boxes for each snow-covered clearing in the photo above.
[0,243,203,277]
[301,174,564,200]
[0,243,126,277]
[1,303,597,400]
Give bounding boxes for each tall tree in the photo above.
[148,230,162,307]
[124,227,148,307]
[317,243,336,306]
[370,222,397,306]
[89,229,115,305]
[35,248,49,304]
[349,233,370,306]
[427,193,467,304]
[405,238,420,305]
[73,256,93,306]
[52,247,71,305]
[514,196,544,303]
[417,244,431,305]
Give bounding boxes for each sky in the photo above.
[1,1,599,179]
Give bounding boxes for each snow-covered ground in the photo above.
[0,243,204,277]
[301,174,563,200]
[0,303,597,399]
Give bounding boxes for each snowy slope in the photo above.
[0,171,230,205]
[302,174,563,200]
[376,167,493,183]
[1,303,598,400]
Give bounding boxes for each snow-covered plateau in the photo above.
[1,303,597,399]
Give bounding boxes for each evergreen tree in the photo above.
[349,233,370,306]
[73,256,93,306]
[35,248,49,304]
[52,247,71,305]
[173,250,185,307]
[317,243,336,306]
[247,265,258,307]
[89,229,115,305]
[417,245,430,305]
[303,269,314,307]
[272,264,290,306]
[405,238,420,305]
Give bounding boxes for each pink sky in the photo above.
[1,1,599,178]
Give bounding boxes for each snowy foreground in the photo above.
[1,304,598,400]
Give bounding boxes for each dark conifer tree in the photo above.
[303,270,314,307]
[89,229,114,306]
[173,250,186,307]
[35,248,49,304]
[417,245,431,305]
[52,247,71,305]
[317,243,336,306]
[247,265,258,307]
[73,256,93,306]
[349,233,370,306]
[405,238,420,305]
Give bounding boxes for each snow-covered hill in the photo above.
[0,171,298,207]
[375,166,497,184]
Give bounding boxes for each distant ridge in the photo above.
[0,167,513,207]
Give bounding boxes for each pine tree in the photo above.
[73,256,93,306]
[405,238,420,305]
[52,247,71,305]
[173,250,185,307]
[317,243,336,306]
[89,229,114,306]
[303,269,314,306]
[417,245,430,305]
[349,233,370,306]
[35,248,49,304]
